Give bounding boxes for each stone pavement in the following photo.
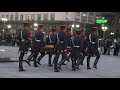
[0,46,120,78]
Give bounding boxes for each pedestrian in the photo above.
[106,39,112,55]
[113,41,120,56]
[0,33,2,46]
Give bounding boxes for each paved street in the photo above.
[0,46,120,78]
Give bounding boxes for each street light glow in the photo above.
[34,23,38,27]
[2,18,8,22]
[72,24,75,28]
[110,32,114,35]
[105,27,108,30]
[76,25,79,27]
[7,25,11,28]
[102,26,108,32]
[83,14,86,17]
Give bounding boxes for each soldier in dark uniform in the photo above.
[86,27,100,69]
[18,21,32,71]
[27,24,45,67]
[71,30,83,71]
[57,27,72,66]
[77,28,87,66]
[53,25,67,72]
[46,27,57,66]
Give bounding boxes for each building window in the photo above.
[75,18,79,22]
[11,15,13,21]
[6,15,9,20]
[31,14,35,21]
[50,13,55,21]
[20,14,23,21]
[43,14,48,21]
[89,12,94,15]
[2,15,4,18]
[76,12,80,16]
[26,14,29,20]
[37,14,41,21]
[15,14,18,20]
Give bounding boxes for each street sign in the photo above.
[96,19,108,24]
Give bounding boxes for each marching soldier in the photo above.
[57,27,72,66]
[18,21,31,71]
[71,29,83,70]
[77,28,87,66]
[53,25,67,72]
[86,27,100,69]
[27,24,45,67]
[46,27,57,66]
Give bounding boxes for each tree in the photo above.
[113,32,120,39]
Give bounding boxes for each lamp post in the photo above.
[1,18,8,39]
[102,26,108,40]
[34,23,38,30]
[71,24,75,35]
[83,13,86,33]
[7,25,11,33]
[2,18,8,32]
[71,24,79,35]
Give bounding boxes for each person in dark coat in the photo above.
[114,41,120,56]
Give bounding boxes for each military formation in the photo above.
[17,21,100,72]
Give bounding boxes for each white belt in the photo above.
[36,40,41,42]
[73,46,80,48]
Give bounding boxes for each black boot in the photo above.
[19,55,25,71]
[87,56,91,69]
[33,60,38,67]
[48,54,53,67]
[36,60,41,65]
[93,64,97,69]
[54,65,60,72]
[54,68,60,72]
[19,68,25,71]
[87,67,91,69]
[25,60,31,66]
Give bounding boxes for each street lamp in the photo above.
[34,23,38,27]
[2,18,8,31]
[7,25,11,29]
[102,26,108,40]
[2,18,8,39]
[7,25,11,33]
[76,25,80,28]
[34,23,38,30]
[110,32,114,35]
[83,13,87,33]
[72,24,75,28]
